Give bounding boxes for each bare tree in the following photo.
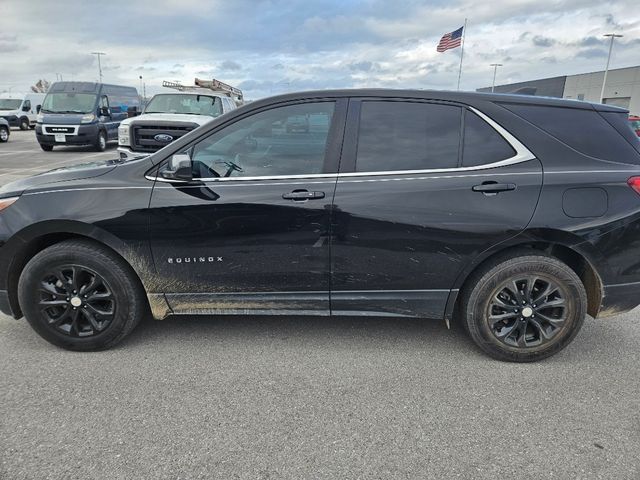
[30,79,51,93]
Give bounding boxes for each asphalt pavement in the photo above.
[1,129,639,479]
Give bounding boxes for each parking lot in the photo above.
[1,129,640,479]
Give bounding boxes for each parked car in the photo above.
[630,115,640,136]
[0,92,45,130]
[36,82,140,152]
[285,114,310,133]
[0,118,9,142]
[1,89,640,362]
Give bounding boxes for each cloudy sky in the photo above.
[1,0,638,99]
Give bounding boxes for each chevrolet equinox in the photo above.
[1,89,640,362]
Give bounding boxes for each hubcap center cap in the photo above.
[70,297,82,307]
[522,306,534,318]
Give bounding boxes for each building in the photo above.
[477,65,640,115]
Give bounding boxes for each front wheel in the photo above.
[19,117,29,130]
[0,127,8,142]
[460,253,587,362]
[39,143,53,151]
[18,240,147,351]
[94,130,107,152]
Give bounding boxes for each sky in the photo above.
[1,0,638,100]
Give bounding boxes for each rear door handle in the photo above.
[282,190,325,201]
[472,182,516,194]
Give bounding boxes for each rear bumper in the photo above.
[0,116,19,127]
[598,281,640,318]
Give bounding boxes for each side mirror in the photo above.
[99,106,110,116]
[161,154,193,182]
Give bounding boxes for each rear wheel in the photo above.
[0,127,8,142]
[39,143,53,151]
[94,130,107,152]
[18,240,147,351]
[19,117,29,130]
[460,253,587,362]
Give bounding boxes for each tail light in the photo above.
[629,177,640,196]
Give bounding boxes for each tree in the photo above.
[31,79,51,93]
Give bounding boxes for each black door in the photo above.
[148,100,346,315]
[330,99,543,318]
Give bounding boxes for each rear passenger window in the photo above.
[462,110,515,167]
[356,101,462,172]
[502,103,640,163]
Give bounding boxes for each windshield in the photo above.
[0,99,22,110]
[42,93,97,114]
[144,94,223,117]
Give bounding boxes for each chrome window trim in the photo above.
[147,105,536,183]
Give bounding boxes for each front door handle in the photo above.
[282,190,325,201]
[472,182,516,194]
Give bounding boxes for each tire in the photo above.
[0,127,8,143]
[460,252,587,362]
[94,130,107,152]
[39,143,53,151]
[19,117,29,130]
[18,240,147,351]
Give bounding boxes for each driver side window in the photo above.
[189,102,335,179]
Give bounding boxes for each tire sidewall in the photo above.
[465,256,587,362]
[19,246,138,350]
[19,117,29,130]
[0,127,8,142]
[95,130,107,151]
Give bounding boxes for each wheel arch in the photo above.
[448,232,605,321]
[2,220,157,319]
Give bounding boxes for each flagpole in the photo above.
[456,18,467,91]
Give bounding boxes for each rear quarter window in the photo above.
[462,110,515,167]
[500,103,640,164]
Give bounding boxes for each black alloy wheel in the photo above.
[461,252,587,362]
[18,239,147,350]
[487,276,568,348]
[37,265,116,338]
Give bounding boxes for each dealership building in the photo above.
[477,65,640,115]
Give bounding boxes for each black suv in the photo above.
[1,89,639,361]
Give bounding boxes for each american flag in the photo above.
[437,26,464,52]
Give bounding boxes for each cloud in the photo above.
[0,0,637,98]
[219,60,242,71]
[532,35,555,47]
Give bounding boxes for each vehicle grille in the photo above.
[131,123,198,153]
[44,126,75,134]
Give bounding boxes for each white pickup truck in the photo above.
[117,78,242,160]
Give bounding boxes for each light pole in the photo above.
[91,52,106,82]
[600,34,623,103]
[490,63,503,93]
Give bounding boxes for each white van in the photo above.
[0,93,46,130]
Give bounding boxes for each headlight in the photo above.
[81,114,96,124]
[118,125,130,146]
[36,113,44,122]
[0,197,19,212]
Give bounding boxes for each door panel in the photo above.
[330,99,543,318]
[148,100,346,315]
